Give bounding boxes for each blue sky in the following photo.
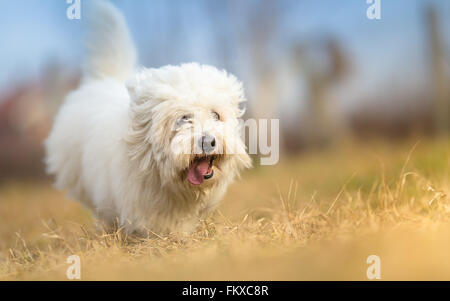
[0,0,449,105]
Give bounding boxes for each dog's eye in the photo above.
[212,111,220,121]
[181,114,192,122]
[176,114,193,128]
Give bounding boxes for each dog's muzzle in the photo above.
[186,134,218,185]
[199,134,216,153]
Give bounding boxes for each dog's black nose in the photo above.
[201,134,216,153]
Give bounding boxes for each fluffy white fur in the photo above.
[45,0,251,235]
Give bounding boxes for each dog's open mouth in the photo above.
[186,155,217,185]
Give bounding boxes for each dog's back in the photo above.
[45,0,136,210]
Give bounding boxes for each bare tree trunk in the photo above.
[426,5,450,136]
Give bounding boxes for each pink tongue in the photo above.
[187,160,210,185]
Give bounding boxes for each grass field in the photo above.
[0,138,448,280]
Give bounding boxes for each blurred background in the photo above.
[0,0,448,177]
[0,0,450,281]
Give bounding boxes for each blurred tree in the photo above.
[288,38,351,150]
[244,0,281,121]
[426,5,450,136]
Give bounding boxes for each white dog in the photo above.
[45,1,251,235]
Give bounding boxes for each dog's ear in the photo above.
[126,70,161,105]
[125,69,169,106]
[221,72,247,118]
[125,73,144,104]
[237,101,247,118]
[125,78,137,99]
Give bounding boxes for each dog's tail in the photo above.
[83,0,136,82]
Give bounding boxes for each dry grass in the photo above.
[0,138,448,280]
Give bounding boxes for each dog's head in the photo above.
[126,63,252,189]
